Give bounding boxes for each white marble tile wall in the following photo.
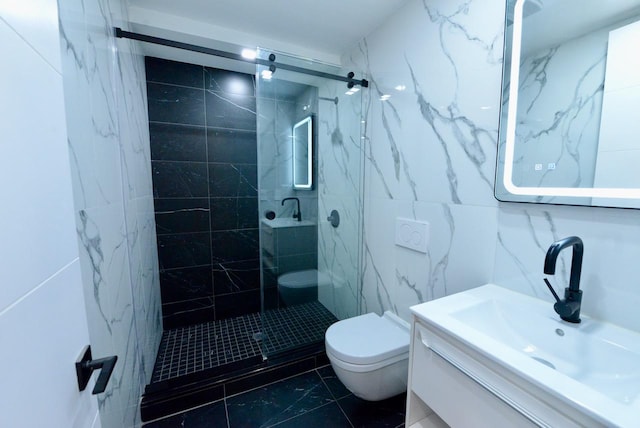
[257,82,319,223]
[345,0,504,323]
[58,0,161,426]
[0,1,98,426]
[317,79,364,320]
[495,203,640,332]
[347,0,640,333]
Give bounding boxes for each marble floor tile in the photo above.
[226,371,334,428]
[316,365,352,400]
[143,399,227,427]
[271,402,351,428]
[143,367,408,428]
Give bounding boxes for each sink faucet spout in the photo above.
[543,236,584,323]
[281,197,302,222]
[544,236,583,292]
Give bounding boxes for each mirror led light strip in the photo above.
[293,116,313,189]
[503,0,640,200]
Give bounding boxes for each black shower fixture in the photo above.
[267,54,277,75]
[114,28,370,89]
[319,96,339,105]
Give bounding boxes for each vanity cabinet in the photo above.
[260,220,317,282]
[406,316,536,428]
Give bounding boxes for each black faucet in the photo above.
[281,197,301,222]
[543,236,584,323]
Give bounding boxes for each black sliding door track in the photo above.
[114,28,368,88]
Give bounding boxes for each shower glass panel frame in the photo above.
[255,49,365,359]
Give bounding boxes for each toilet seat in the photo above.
[325,312,409,368]
[278,269,318,288]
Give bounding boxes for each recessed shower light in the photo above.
[241,49,257,60]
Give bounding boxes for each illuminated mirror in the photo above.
[293,116,313,190]
[496,0,640,208]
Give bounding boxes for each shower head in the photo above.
[319,96,339,105]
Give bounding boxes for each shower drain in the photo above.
[252,332,267,341]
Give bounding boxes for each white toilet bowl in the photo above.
[325,311,410,401]
[277,269,326,306]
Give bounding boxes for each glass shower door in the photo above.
[255,49,364,359]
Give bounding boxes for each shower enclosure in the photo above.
[255,49,365,359]
[139,34,365,419]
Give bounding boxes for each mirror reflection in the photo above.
[497,0,640,208]
[293,116,313,189]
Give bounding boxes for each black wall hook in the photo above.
[75,345,118,395]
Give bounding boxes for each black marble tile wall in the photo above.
[207,129,257,163]
[154,199,210,235]
[146,57,259,328]
[146,56,205,88]
[150,123,207,162]
[159,266,213,303]
[211,230,259,262]
[147,83,205,126]
[214,289,261,320]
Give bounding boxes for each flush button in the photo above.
[395,218,429,253]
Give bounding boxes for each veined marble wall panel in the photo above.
[317,80,363,320]
[347,0,503,207]
[273,98,295,199]
[257,82,319,223]
[345,0,504,322]
[111,1,160,406]
[257,96,280,205]
[58,0,161,426]
[350,0,640,335]
[495,203,640,332]
[362,198,497,322]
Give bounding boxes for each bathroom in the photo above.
[2,0,640,427]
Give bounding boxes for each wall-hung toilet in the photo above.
[277,269,327,306]
[325,311,410,401]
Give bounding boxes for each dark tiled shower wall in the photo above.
[146,57,261,328]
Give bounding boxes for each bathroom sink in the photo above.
[261,218,316,228]
[411,284,640,427]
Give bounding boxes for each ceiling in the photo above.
[127,0,410,62]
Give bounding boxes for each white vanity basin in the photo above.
[261,218,316,228]
[411,284,640,427]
